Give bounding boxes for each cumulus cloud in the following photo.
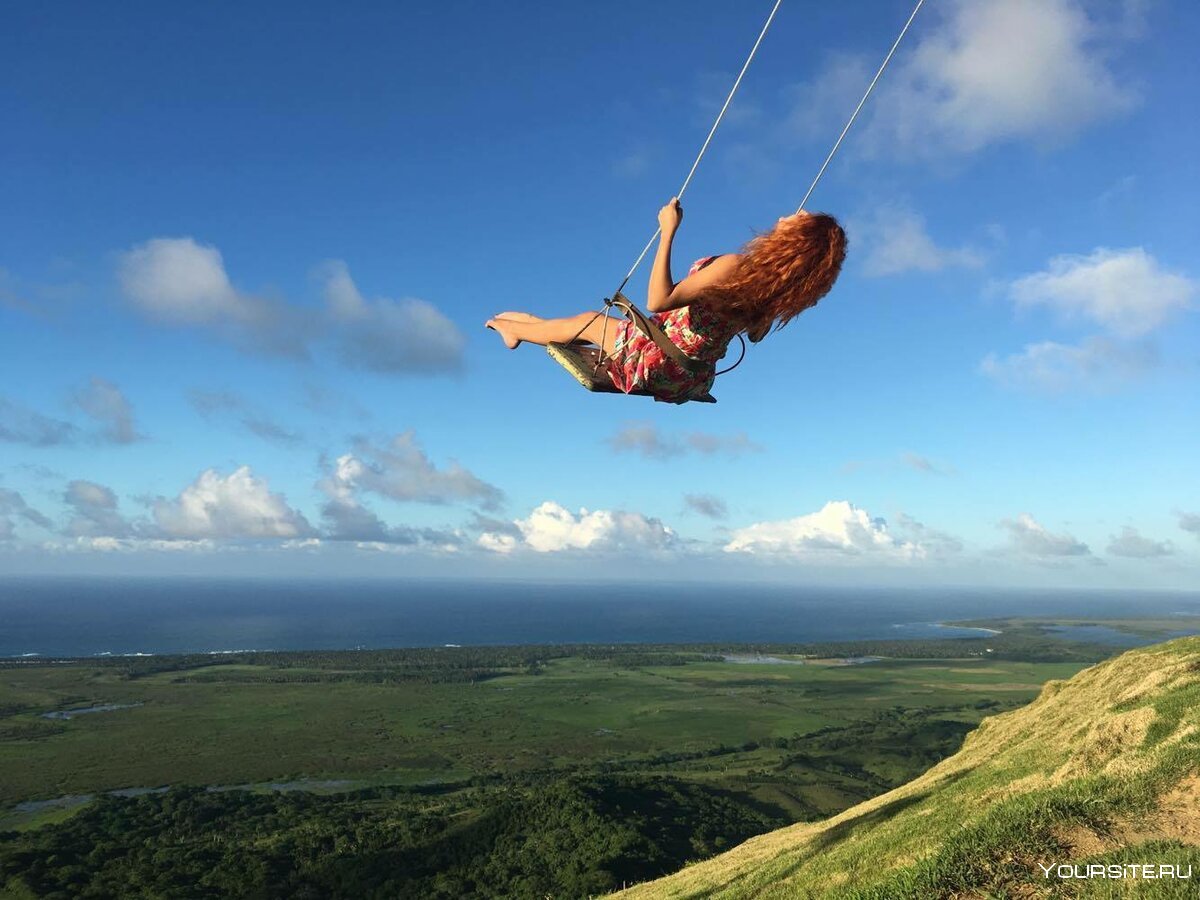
[188,389,301,445]
[892,512,963,558]
[1177,512,1200,540]
[1010,248,1194,338]
[801,0,1141,158]
[608,422,761,460]
[478,501,677,554]
[321,432,501,511]
[999,513,1090,557]
[73,378,140,444]
[0,396,78,446]
[151,466,314,540]
[317,432,500,543]
[1106,526,1173,559]
[118,237,307,357]
[855,206,982,277]
[980,336,1157,392]
[984,247,1193,392]
[62,480,134,539]
[318,490,392,543]
[724,501,923,560]
[317,459,405,544]
[319,261,464,374]
[684,494,727,520]
[0,488,53,540]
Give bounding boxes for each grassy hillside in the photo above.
[614,637,1200,899]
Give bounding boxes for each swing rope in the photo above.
[796,0,926,214]
[614,0,785,299]
[562,0,925,396]
[616,0,925,292]
[562,0,786,357]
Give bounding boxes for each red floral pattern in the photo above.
[606,257,737,403]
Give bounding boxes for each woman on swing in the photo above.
[486,199,847,404]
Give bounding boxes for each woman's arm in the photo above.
[647,253,740,313]
[645,198,740,313]
[646,199,682,312]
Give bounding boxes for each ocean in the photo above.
[2,577,1199,658]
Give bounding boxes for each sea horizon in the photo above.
[4,577,1199,659]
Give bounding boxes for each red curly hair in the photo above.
[709,212,847,336]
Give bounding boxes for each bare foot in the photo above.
[486,318,521,349]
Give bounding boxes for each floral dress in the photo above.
[606,257,737,403]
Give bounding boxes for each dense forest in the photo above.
[1,777,784,899]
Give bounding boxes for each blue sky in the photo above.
[1,0,1197,587]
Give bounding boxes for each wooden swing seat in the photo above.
[546,342,716,403]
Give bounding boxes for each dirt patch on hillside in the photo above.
[1056,774,1200,856]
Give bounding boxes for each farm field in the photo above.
[2,644,1086,815]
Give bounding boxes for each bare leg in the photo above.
[495,312,590,344]
[486,312,619,355]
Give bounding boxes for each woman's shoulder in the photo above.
[688,253,739,276]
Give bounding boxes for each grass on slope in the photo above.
[613,636,1200,899]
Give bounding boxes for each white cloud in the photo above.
[73,377,140,444]
[0,396,78,446]
[861,0,1140,157]
[317,482,465,548]
[118,238,307,357]
[479,501,677,554]
[608,422,761,460]
[55,536,217,553]
[980,336,1157,392]
[856,206,982,277]
[0,488,52,540]
[321,432,502,511]
[1177,512,1200,540]
[117,242,464,375]
[119,238,244,324]
[152,467,314,540]
[317,462,393,542]
[1010,248,1194,338]
[64,480,133,539]
[684,494,727,520]
[1106,526,1173,559]
[892,512,963,558]
[320,261,465,374]
[316,433,499,544]
[724,500,923,560]
[999,513,1090,557]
